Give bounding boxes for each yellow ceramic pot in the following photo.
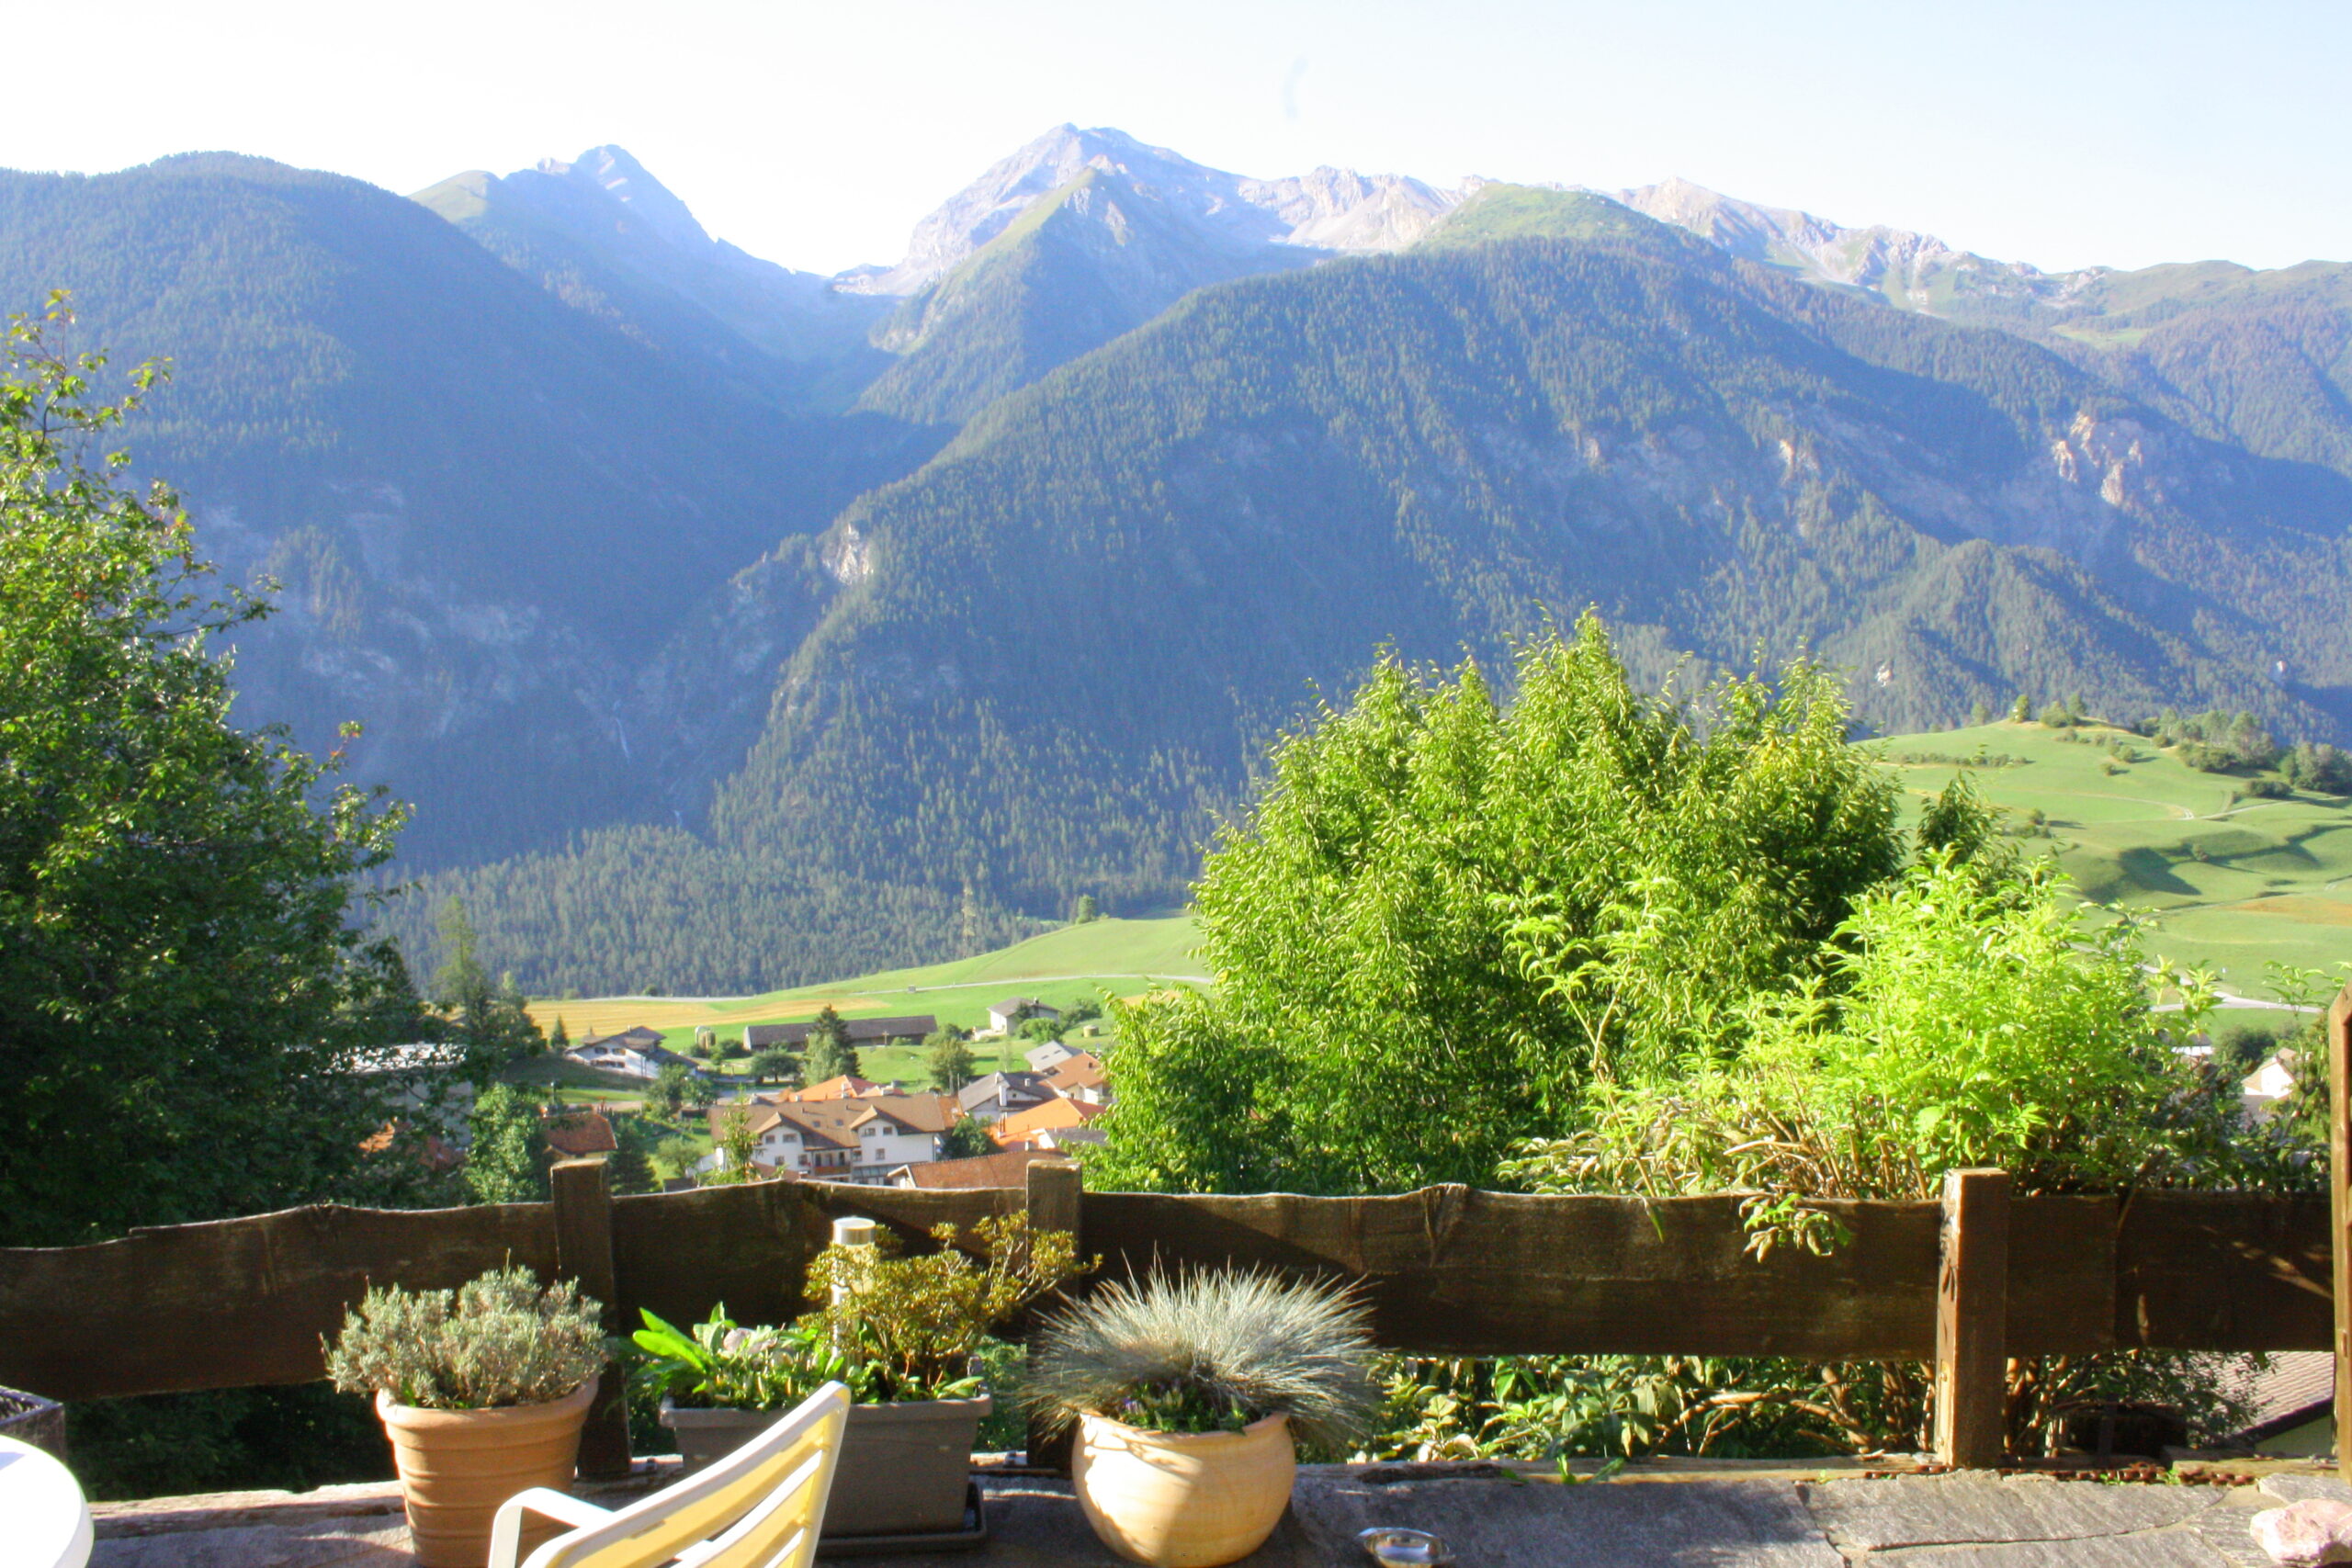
[1073,1410,1295,1568]
[376,1376,597,1568]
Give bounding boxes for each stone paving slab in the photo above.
[1801,1473,2231,1550]
[88,1468,2298,1567]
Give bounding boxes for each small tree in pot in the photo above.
[634,1212,1080,1540]
[1025,1269,1377,1568]
[325,1266,605,1568]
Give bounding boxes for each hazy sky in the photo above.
[21,0,2347,276]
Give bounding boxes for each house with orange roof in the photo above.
[989,1094,1108,1153]
[887,1149,1053,1190]
[709,1093,960,1185]
[1038,1051,1111,1106]
[542,1108,618,1160]
[788,1074,899,1101]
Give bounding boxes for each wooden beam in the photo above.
[1024,1160,1084,1472]
[1933,1168,2012,1470]
[0,1201,558,1402]
[551,1159,630,1479]
[2331,985,2352,1479]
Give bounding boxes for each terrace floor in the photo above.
[89,1457,2338,1567]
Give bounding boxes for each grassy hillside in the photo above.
[526,914,1204,1081]
[1880,719,2352,995]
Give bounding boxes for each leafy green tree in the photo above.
[464,1084,550,1203]
[2038,701,2072,728]
[750,1047,797,1084]
[1969,700,1991,726]
[2010,694,2032,722]
[1016,1015,1063,1043]
[0,303,428,1246]
[1094,618,1901,1196]
[927,1031,979,1092]
[652,1063,693,1118]
[1071,894,1100,924]
[684,1074,719,1110]
[942,1118,997,1159]
[704,1104,759,1185]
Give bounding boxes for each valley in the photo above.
[8,126,2352,997]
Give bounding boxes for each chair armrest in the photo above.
[487,1488,615,1567]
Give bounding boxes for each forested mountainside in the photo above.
[382,200,2352,992]
[14,130,2352,994]
[0,153,941,866]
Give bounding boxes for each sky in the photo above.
[17,0,2349,276]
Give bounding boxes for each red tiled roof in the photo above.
[896,1150,1052,1189]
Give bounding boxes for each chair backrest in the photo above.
[526,1382,851,1568]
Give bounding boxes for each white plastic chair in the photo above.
[488,1382,851,1568]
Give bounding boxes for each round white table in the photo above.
[0,1433,92,1568]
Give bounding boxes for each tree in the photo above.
[432,899,542,1066]
[464,1085,549,1203]
[942,1118,997,1159]
[2038,701,2072,728]
[927,1030,979,1092]
[548,1017,571,1052]
[1093,617,1903,1196]
[704,1104,759,1185]
[605,1117,657,1195]
[750,1047,798,1085]
[652,1063,693,1118]
[684,1074,719,1110]
[0,302,429,1246]
[1969,700,1991,726]
[1071,894,1100,924]
[2010,694,2032,722]
[806,1006,861,1083]
[1016,1015,1063,1043]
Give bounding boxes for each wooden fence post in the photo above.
[1933,1168,2010,1469]
[2330,986,2352,1479]
[551,1158,633,1479]
[1024,1158,1084,1472]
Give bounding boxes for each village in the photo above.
[542,996,1114,1191]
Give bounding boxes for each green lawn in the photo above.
[1878,719,2352,998]
[531,916,1198,1081]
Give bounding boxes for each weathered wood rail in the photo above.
[0,1158,2333,1474]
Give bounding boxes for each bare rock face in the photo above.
[2252,1498,2352,1566]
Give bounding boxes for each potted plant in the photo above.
[324,1265,606,1568]
[633,1212,1080,1540]
[1024,1268,1377,1568]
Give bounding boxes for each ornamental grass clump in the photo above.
[323,1265,605,1410]
[1026,1268,1377,1448]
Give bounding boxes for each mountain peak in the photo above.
[847,125,1465,296]
[536,144,713,254]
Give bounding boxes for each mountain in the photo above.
[17,131,2352,997]
[412,146,891,411]
[0,152,936,867]
[846,126,1464,423]
[387,204,2352,991]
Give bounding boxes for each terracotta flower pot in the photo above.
[376,1376,598,1568]
[1073,1410,1295,1568]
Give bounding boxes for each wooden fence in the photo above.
[0,1156,2334,1475]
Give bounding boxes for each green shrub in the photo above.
[630,1307,872,1410]
[802,1213,1084,1401]
[323,1265,605,1410]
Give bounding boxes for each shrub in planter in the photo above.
[1026,1269,1376,1568]
[633,1213,1081,1540]
[324,1266,605,1568]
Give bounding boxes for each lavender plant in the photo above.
[323,1265,605,1410]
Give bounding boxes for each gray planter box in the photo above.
[0,1386,65,1460]
[662,1393,988,1540]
